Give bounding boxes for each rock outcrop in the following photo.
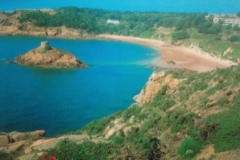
[134,71,182,106]
[14,41,87,68]
[0,130,45,153]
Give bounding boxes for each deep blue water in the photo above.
[0,0,239,13]
[0,36,157,136]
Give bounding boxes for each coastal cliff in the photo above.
[0,10,88,38]
[14,41,87,68]
[1,8,240,160]
[134,71,182,106]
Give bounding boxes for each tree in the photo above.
[172,30,190,40]
[237,11,240,17]
[232,25,240,31]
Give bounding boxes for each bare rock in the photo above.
[35,130,45,137]
[10,130,46,142]
[134,71,182,106]
[2,140,26,153]
[14,41,87,68]
[166,60,176,65]
[0,135,9,147]
[10,131,28,142]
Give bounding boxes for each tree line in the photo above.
[18,7,226,38]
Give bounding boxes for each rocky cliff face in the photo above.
[134,71,182,106]
[14,41,87,68]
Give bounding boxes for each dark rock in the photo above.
[167,61,176,65]
[226,90,232,96]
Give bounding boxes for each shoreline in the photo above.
[0,32,237,72]
[96,34,237,73]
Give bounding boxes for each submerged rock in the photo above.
[14,41,87,68]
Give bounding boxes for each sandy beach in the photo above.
[97,34,236,72]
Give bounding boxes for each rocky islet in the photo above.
[14,41,87,68]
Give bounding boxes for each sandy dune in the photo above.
[97,34,236,72]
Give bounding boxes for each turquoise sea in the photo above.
[0,0,239,13]
[0,0,237,136]
[0,36,156,136]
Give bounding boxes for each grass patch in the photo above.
[82,111,122,135]
[206,103,240,152]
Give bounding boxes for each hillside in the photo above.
[0,8,240,61]
[1,65,240,160]
[0,7,240,160]
[77,66,240,160]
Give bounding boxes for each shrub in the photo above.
[161,98,176,111]
[141,113,162,133]
[123,106,142,121]
[133,136,162,160]
[178,137,201,158]
[192,81,208,92]
[0,151,14,160]
[47,140,117,160]
[206,105,240,152]
[237,11,240,17]
[170,112,195,133]
[172,30,190,40]
[229,35,240,42]
[109,135,125,144]
[82,111,122,135]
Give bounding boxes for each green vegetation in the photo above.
[172,30,190,41]
[15,7,240,159]
[82,111,122,135]
[206,97,240,152]
[47,140,117,160]
[229,35,240,42]
[43,64,240,160]
[178,137,201,159]
[47,135,163,160]
[237,11,240,17]
[17,7,240,60]
[0,151,14,160]
[15,8,221,36]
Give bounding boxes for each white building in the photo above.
[107,19,120,25]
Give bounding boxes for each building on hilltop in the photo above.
[213,14,240,26]
[107,19,120,25]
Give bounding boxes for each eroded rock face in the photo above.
[10,130,45,142]
[0,130,46,155]
[14,41,87,68]
[0,135,9,147]
[134,71,182,106]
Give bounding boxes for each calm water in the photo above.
[0,0,239,13]
[0,36,156,136]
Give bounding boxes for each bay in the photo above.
[0,36,156,136]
